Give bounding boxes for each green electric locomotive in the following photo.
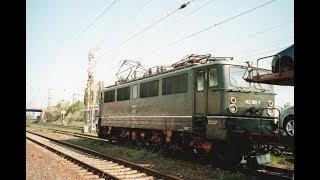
[97,54,279,165]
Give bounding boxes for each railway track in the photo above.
[34,127,294,179]
[48,128,100,139]
[26,130,181,180]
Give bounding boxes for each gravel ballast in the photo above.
[26,140,96,180]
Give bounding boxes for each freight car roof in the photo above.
[103,59,248,90]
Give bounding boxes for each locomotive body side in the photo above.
[100,68,194,132]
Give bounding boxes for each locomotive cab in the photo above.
[193,61,278,146]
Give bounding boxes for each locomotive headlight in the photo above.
[268,100,273,107]
[230,97,237,104]
[229,104,238,113]
[267,108,275,116]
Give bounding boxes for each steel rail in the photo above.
[26,134,118,179]
[46,128,294,179]
[26,130,182,180]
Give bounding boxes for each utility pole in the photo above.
[91,89,95,126]
[86,74,92,126]
[85,45,101,133]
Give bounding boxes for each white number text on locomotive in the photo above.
[245,99,261,105]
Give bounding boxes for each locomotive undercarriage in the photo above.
[96,123,274,166]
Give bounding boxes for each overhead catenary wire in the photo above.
[49,1,115,64]
[175,0,216,23]
[88,0,98,10]
[218,19,293,48]
[80,0,119,34]
[139,0,277,58]
[97,1,194,59]
[130,0,154,19]
[80,0,107,27]
[234,36,294,56]
[92,0,155,59]
[172,19,292,60]
[241,46,291,60]
[73,0,107,39]
[246,20,293,39]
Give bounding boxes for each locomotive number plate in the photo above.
[245,99,261,105]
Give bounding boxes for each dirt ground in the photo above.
[26,140,92,180]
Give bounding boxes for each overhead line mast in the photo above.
[85,45,101,133]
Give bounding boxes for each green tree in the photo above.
[52,109,61,121]
[66,100,85,115]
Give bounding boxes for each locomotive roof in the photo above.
[103,59,248,90]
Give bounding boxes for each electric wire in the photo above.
[97,1,194,59]
[81,0,118,34]
[139,0,277,58]
[235,36,293,56]
[176,0,216,23]
[246,20,293,39]
[131,0,154,19]
[218,19,293,48]
[242,45,291,60]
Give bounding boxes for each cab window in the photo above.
[132,84,138,99]
[209,68,218,87]
[197,70,204,91]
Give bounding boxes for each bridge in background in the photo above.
[26,108,44,121]
[26,108,43,112]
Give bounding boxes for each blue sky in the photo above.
[26,0,294,108]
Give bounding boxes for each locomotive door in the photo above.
[193,68,208,137]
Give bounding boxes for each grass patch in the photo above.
[271,155,286,165]
[164,160,178,169]
[89,139,111,148]
[211,169,244,180]
[130,148,157,160]
[30,122,84,132]
[61,138,158,162]
[212,169,224,179]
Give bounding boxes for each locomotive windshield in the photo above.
[230,66,250,88]
[230,66,272,91]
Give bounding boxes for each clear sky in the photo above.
[26,0,294,109]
